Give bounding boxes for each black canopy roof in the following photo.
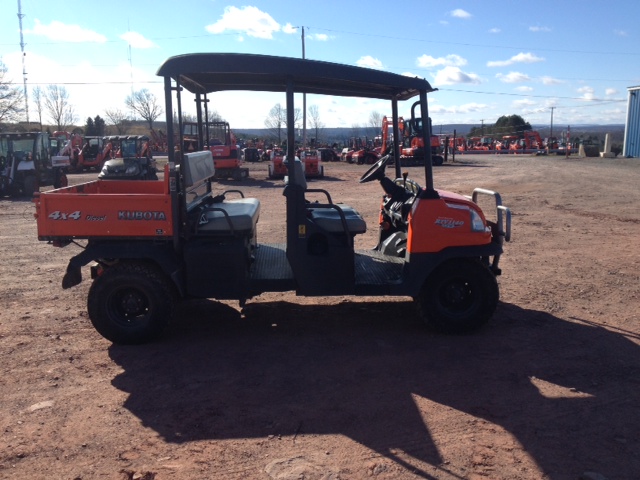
[156,53,435,100]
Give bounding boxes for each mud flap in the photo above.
[62,265,82,289]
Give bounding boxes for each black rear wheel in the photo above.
[88,262,176,344]
[416,258,498,333]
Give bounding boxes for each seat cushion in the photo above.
[198,198,261,234]
[309,204,366,235]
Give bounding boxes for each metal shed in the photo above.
[623,85,640,157]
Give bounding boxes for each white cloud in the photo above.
[450,9,472,19]
[614,29,628,37]
[3,50,160,124]
[487,52,544,67]
[205,6,281,39]
[26,19,107,43]
[282,23,298,34]
[529,26,551,32]
[605,88,618,96]
[513,99,536,107]
[577,86,595,101]
[489,28,501,34]
[416,54,467,68]
[356,56,384,69]
[309,33,330,41]
[540,76,562,85]
[120,32,157,49]
[496,71,531,83]
[431,102,488,115]
[432,66,481,86]
[516,86,534,92]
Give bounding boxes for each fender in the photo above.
[62,240,184,296]
[390,243,503,297]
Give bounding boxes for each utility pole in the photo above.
[480,119,484,136]
[301,26,306,148]
[17,0,29,123]
[549,107,555,140]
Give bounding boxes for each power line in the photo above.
[309,26,640,57]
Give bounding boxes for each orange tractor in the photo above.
[182,121,248,180]
[380,109,444,166]
[268,147,287,178]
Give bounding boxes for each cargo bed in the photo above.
[34,171,173,241]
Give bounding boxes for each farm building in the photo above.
[623,85,640,157]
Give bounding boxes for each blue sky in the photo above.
[1,0,638,129]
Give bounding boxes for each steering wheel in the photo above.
[359,154,392,183]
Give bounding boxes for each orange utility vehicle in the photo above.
[34,53,511,344]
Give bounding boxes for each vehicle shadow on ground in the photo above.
[108,299,640,479]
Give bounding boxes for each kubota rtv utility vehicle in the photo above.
[34,53,511,344]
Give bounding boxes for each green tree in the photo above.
[85,117,95,135]
[93,115,106,136]
[469,115,532,137]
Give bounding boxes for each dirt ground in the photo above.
[1,153,639,480]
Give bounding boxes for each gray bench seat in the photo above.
[309,204,367,234]
[197,198,261,234]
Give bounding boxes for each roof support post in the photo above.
[392,97,401,179]
[195,93,204,151]
[419,89,437,196]
[286,79,297,182]
[164,76,174,162]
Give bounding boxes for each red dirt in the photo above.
[1,154,639,480]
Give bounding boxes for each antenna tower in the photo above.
[17,0,29,123]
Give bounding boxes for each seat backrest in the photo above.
[287,158,307,190]
[183,150,215,189]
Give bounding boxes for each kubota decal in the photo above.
[118,211,167,221]
[435,217,464,228]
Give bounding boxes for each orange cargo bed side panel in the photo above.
[34,179,173,239]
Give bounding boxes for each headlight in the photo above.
[469,208,486,232]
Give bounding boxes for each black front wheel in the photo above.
[87,262,176,344]
[416,258,498,334]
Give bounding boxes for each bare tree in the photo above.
[104,108,131,135]
[32,86,43,130]
[264,103,286,143]
[44,85,77,131]
[308,105,325,145]
[368,111,382,136]
[0,61,24,124]
[125,89,163,130]
[264,103,301,144]
[350,123,362,138]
